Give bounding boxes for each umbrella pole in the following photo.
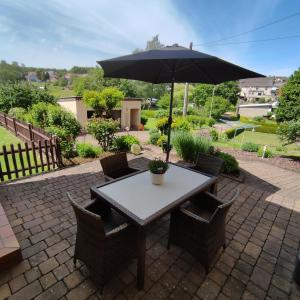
[166,80,175,162]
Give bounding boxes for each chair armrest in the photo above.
[190,191,223,210]
[104,175,114,181]
[106,222,129,237]
[180,208,209,224]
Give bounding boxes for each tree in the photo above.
[278,120,300,144]
[0,60,26,82]
[204,96,231,119]
[0,82,55,113]
[83,87,124,117]
[192,84,214,107]
[276,68,300,123]
[192,81,240,107]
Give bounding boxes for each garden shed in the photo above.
[57,96,142,130]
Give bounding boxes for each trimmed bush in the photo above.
[172,117,191,131]
[241,142,259,152]
[156,117,169,134]
[186,115,206,128]
[76,143,102,158]
[149,129,161,145]
[156,135,167,147]
[257,147,273,158]
[141,115,148,125]
[206,118,215,127]
[253,116,264,122]
[215,152,239,174]
[113,135,140,151]
[225,127,244,139]
[210,129,218,141]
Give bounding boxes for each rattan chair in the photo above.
[168,189,239,274]
[190,153,224,195]
[100,152,139,181]
[67,193,137,285]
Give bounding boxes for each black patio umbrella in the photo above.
[98,45,264,161]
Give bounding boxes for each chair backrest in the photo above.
[210,188,240,222]
[195,153,224,176]
[100,152,129,176]
[67,193,105,238]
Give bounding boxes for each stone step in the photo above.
[0,203,22,269]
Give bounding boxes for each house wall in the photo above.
[238,106,272,118]
[121,100,141,129]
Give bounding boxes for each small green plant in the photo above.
[210,129,218,141]
[76,143,102,158]
[148,158,169,174]
[215,152,239,174]
[154,109,169,118]
[206,118,215,127]
[186,115,206,128]
[172,117,190,131]
[156,117,169,134]
[113,135,140,151]
[275,145,287,152]
[257,147,273,158]
[141,115,148,125]
[149,128,161,145]
[156,135,167,147]
[87,118,119,151]
[241,142,259,152]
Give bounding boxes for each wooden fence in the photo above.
[0,112,62,182]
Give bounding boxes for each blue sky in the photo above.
[0,0,299,75]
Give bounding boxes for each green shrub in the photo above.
[172,108,182,116]
[206,118,215,127]
[149,129,161,145]
[186,115,206,128]
[215,152,239,174]
[154,109,169,118]
[172,131,212,162]
[156,135,167,147]
[87,118,119,151]
[241,142,259,152]
[257,147,273,158]
[76,143,102,158]
[141,110,156,118]
[156,117,169,134]
[8,107,27,120]
[141,115,148,125]
[278,120,300,144]
[255,125,277,134]
[275,145,287,152]
[210,129,218,141]
[225,127,244,139]
[172,117,190,131]
[46,126,75,158]
[113,135,140,151]
[253,116,264,122]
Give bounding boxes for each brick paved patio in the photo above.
[0,153,299,299]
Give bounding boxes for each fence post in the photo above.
[4,113,7,129]
[28,123,33,141]
[54,136,63,167]
[12,117,17,136]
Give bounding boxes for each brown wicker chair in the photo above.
[100,152,139,181]
[67,193,137,285]
[168,189,239,274]
[190,153,224,195]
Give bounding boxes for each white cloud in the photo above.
[0,0,200,67]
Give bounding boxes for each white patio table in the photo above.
[90,163,216,289]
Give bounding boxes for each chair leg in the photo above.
[223,242,226,250]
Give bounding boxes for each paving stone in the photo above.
[53,264,70,280]
[46,240,70,257]
[9,274,27,293]
[197,279,220,300]
[250,267,272,291]
[64,270,85,289]
[40,272,57,289]
[0,283,11,299]
[35,281,68,300]
[39,257,59,275]
[66,279,97,300]
[8,280,42,300]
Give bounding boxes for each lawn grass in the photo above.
[31,82,75,98]
[0,126,50,181]
[214,130,300,157]
[145,118,157,130]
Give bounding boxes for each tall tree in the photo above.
[146,35,164,50]
[276,68,300,123]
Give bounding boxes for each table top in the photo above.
[91,163,216,226]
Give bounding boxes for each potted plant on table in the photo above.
[148,158,169,185]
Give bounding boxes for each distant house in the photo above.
[47,70,58,82]
[237,103,278,118]
[26,72,39,82]
[239,76,287,102]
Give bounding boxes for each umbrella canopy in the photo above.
[98,45,265,160]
